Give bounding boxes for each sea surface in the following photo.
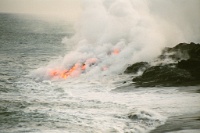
[0,13,200,133]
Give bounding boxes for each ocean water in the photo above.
[0,13,200,133]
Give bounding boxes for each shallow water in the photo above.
[0,14,200,133]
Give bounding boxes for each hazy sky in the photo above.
[0,0,81,21]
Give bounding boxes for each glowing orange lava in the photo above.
[102,66,108,71]
[50,63,87,79]
[82,64,86,70]
[113,49,120,55]
[60,70,69,79]
[50,70,60,76]
[49,52,119,79]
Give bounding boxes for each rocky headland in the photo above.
[125,42,200,87]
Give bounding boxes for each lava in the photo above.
[49,48,121,79]
[49,63,89,79]
[112,48,120,55]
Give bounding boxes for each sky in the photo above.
[0,0,81,21]
[0,0,199,43]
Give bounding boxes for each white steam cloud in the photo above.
[32,0,200,80]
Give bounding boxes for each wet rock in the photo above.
[173,42,200,57]
[126,42,200,87]
[133,65,194,87]
[177,59,200,80]
[158,42,200,62]
[150,112,200,133]
[124,62,150,74]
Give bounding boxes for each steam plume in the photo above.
[32,0,200,80]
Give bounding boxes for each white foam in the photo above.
[26,1,200,132]
[166,129,200,133]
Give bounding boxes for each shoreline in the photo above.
[113,84,200,133]
[150,111,200,133]
[113,83,200,94]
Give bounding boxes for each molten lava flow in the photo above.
[113,48,120,55]
[50,69,68,79]
[82,64,86,70]
[50,63,87,79]
[49,53,118,79]
[60,70,69,79]
[50,70,60,76]
[60,65,78,79]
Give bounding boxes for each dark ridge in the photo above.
[124,62,150,74]
[124,42,200,87]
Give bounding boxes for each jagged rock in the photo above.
[159,42,200,61]
[173,42,200,58]
[124,62,150,74]
[178,59,200,79]
[127,42,200,87]
[133,65,194,87]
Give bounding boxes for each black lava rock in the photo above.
[124,62,150,74]
[178,59,200,79]
[133,65,194,87]
[126,42,200,87]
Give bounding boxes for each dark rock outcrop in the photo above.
[158,42,200,62]
[177,59,200,80]
[133,65,194,87]
[125,42,200,87]
[124,62,149,74]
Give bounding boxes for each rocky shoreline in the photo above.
[150,112,200,133]
[125,42,200,87]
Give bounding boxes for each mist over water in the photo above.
[1,1,200,133]
[33,0,200,80]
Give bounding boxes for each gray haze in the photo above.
[148,0,200,44]
[0,0,81,21]
[0,0,199,42]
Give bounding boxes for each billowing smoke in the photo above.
[32,0,200,80]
